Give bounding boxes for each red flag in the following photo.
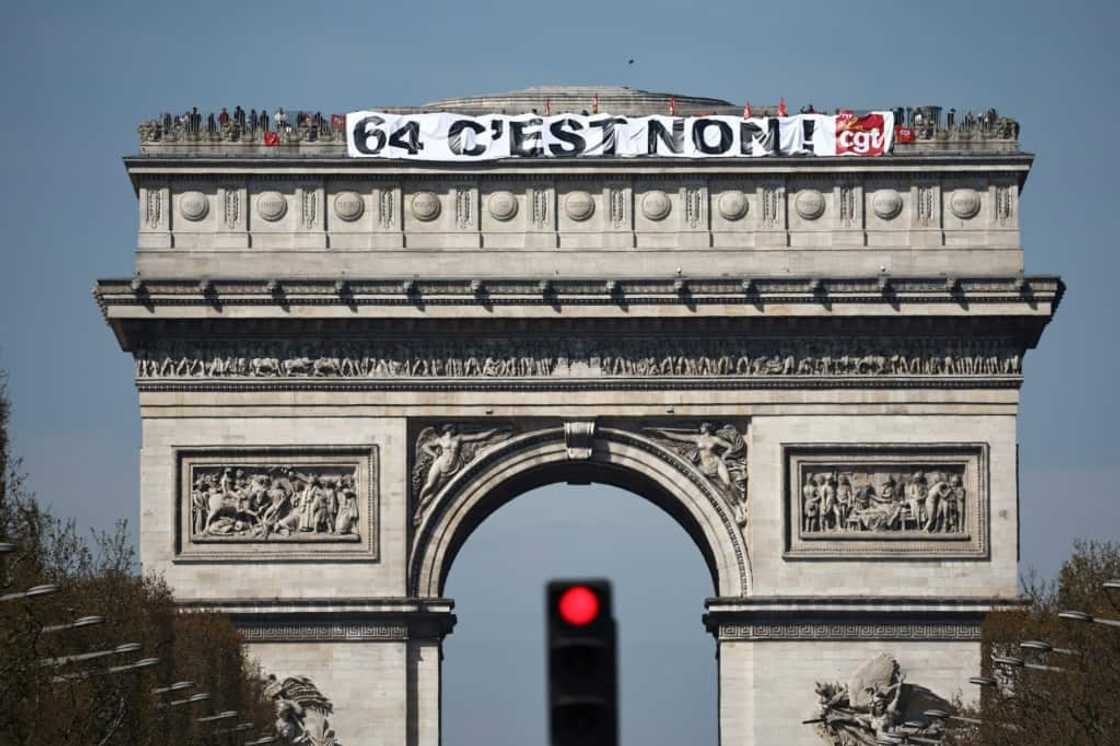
[263,131,280,146]
[592,94,599,114]
[742,101,752,119]
[669,96,677,116]
[777,98,788,117]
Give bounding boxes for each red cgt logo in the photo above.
[836,111,888,156]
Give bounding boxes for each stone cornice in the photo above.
[704,595,1027,613]
[95,275,1062,354]
[133,377,1023,394]
[180,597,457,642]
[180,597,454,614]
[124,152,1034,186]
[95,274,1063,312]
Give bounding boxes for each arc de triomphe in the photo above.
[97,87,1061,744]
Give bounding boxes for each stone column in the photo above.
[407,601,455,746]
[715,638,755,746]
[408,637,443,746]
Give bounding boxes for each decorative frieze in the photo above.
[175,447,378,562]
[717,622,981,642]
[135,336,1023,383]
[784,444,989,559]
[240,622,408,642]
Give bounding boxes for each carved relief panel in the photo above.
[788,180,831,231]
[411,424,513,527]
[784,444,988,559]
[326,183,371,233]
[139,183,169,232]
[175,447,378,562]
[943,180,986,232]
[138,182,171,249]
[171,183,217,234]
[992,178,1017,229]
[912,178,941,228]
[865,181,908,236]
[479,182,527,236]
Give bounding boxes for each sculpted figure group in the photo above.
[801,468,965,536]
[645,423,749,526]
[190,465,360,541]
[265,674,342,746]
[411,425,512,526]
[807,653,950,745]
[135,336,1021,381]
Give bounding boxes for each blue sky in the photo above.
[2,1,1119,743]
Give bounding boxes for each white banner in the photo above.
[346,110,894,160]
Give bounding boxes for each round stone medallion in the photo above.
[411,191,441,221]
[564,191,595,222]
[641,190,672,221]
[795,189,826,220]
[333,191,365,222]
[872,189,903,220]
[487,191,519,221]
[178,191,209,222]
[256,191,288,222]
[717,191,749,221]
[950,188,982,219]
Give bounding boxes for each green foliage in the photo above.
[0,378,275,745]
[949,541,1120,746]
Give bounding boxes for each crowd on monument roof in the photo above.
[140,103,1019,145]
[160,106,344,140]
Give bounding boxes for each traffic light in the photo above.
[546,579,618,746]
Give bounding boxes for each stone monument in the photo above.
[97,86,1060,744]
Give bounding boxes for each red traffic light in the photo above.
[557,585,601,626]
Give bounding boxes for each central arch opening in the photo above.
[442,480,718,745]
